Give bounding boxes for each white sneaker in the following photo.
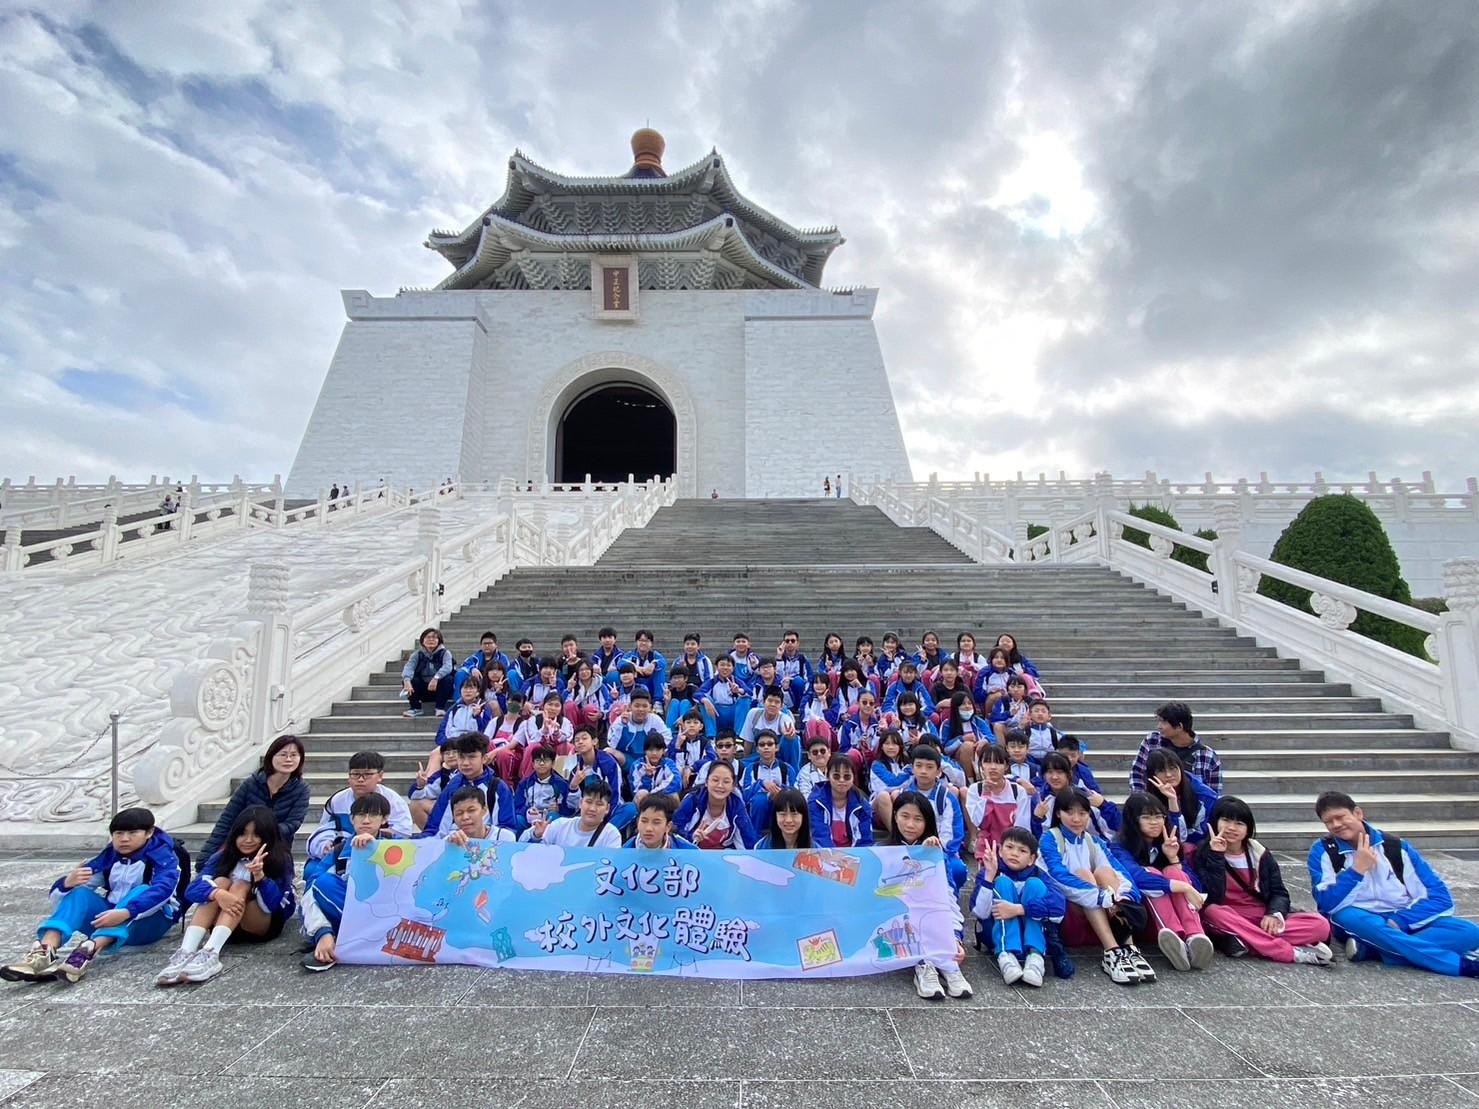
[1125,945,1157,982]
[913,961,945,1000]
[181,948,223,983]
[1187,933,1215,970]
[997,951,1024,985]
[1102,947,1138,985]
[1156,928,1191,971]
[1021,952,1045,988]
[939,963,974,999]
[1293,943,1335,966]
[155,946,194,986]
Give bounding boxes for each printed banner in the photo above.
[335,839,959,979]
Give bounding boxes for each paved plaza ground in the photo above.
[0,852,1473,1108]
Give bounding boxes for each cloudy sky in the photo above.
[1,0,1476,487]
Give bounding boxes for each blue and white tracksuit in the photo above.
[808,784,875,848]
[40,831,181,948]
[1309,822,1479,976]
[631,756,682,798]
[741,757,794,830]
[565,751,636,829]
[903,778,968,893]
[420,768,517,838]
[1037,825,1140,909]
[185,849,296,941]
[304,786,415,885]
[301,832,396,943]
[513,771,570,834]
[696,675,751,737]
[971,860,1066,955]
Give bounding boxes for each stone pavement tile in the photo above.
[1015,956,1313,1010]
[173,954,485,1008]
[371,1078,742,1108]
[229,1005,591,1078]
[1106,1076,1476,1108]
[1178,1001,1479,1078]
[467,967,595,1006]
[576,1006,906,1079]
[0,867,71,915]
[24,945,196,1007]
[741,964,1025,1009]
[0,1070,41,1103]
[592,972,740,1007]
[0,1074,384,1109]
[743,1079,1114,1108]
[1269,959,1479,1007]
[890,1007,1258,1080]
[0,1001,297,1075]
[1446,1074,1479,1098]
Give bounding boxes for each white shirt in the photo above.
[540,817,622,849]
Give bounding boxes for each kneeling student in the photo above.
[972,828,1066,987]
[624,793,696,850]
[156,805,295,986]
[529,777,624,848]
[300,792,395,973]
[2,807,181,984]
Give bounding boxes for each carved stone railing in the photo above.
[131,479,675,828]
[853,484,1016,563]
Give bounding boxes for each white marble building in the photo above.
[288,130,914,498]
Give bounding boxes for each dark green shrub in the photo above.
[1257,494,1428,658]
[1121,504,1214,573]
[1026,524,1048,539]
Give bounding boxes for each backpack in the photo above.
[1322,833,1404,883]
[168,836,193,919]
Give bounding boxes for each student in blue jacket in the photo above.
[756,789,814,849]
[903,744,967,893]
[675,761,757,849]
[156,805,295,987]
[453,631,512,700]
[420,733,517,837]
[1032,754,1120,841]
[881,659,936,716]
[1143,748,1218,849]
[2,807,180,984]
[564,724,635,831]
[742,729,795,832]
[197,733,310,869]
[972,828,1068,987]
[513,746,570,835]
[936,691,989,773]
[621,629,668,709]
[809,754,875,848]
[625,793,697,850]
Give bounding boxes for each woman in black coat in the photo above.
[198,734,310,868]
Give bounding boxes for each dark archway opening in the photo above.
[556,383,676,484]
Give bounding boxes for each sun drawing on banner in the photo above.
[368,839,416,877]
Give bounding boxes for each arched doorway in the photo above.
[555,383,676,484]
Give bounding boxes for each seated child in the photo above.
[674,760,757,849]
[965,744,1033,858]
[888,692,939,750]
[972,828,1066,987]
[409,737,460,829]
[795,735,833,799]
[935,691,987,773]
[697,653,750,737]
[837,690,885,772]
[694,731,743,790]
[1053,732,1101,793]
[444,784,515,845]
[668,711,714,791]
[903,745,967,893]
[989,676,1032,743]
[1110,792,1213,972]
[755,788,813,849]
[1143,748,1217,849]
[799,672,842,745]
[661,665,701,731]
[515,692,575,778]
[609,688,671,767]
[631,733,682,802]
[624,793,696,850]
[420,732,517,837]
[741,685,800,768]
[563,725,636,831]
[868,728,914,829]
[156,805,295,986]
[303,750,414,886]
[1032,753,1119,840]
[742,729,795,831]
[808,754,875,848]
[1003,728,1038,787]
[434,670,492,747]
[1194,796,1333,965]
[513,745,570,835]
[300,792,394,972]
[1037,790,1155,986]
[485,691,530,787]
[1024,699,1064,760]
[887,790,972,1000]
[604,662,641,725]
[2,807,181,984]
[528,778,624,848]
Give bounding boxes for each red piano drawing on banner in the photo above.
[383,918,446,963]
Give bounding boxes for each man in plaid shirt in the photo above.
[1129,702,1224,794]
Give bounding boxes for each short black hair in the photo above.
[1003,727,1029,748]
[909,744,941,765]
[683,632,701,644]
[618,662,637,675]
[668,665,690,681]
[629,688,652,704]
[761,685,784,701]
[1211,795,1258,839]
[1315,791,1358,818]
[754,728,779,745]
[598,626,617,638]
[579,777,613,801]
[109,807,156,833]
[453,732,486,757]
[531,745,556,763]
[572,723,597,741]
[638,792,677,819]
[1156,702,1195,733]
[348,750,385,772]
[643,733,667,751]
[480,631,498,642]
[1000,826,1039,855]
[1050,788,1090,822]
[1040,752,1073,777]
[681,709,703,722]
[516,638,533,649]
[1053,733,1082,752]
[449,785,487,810]
[635,628,654,641]
[350,792,392,818]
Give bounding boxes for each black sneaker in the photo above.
[300,950,336,973]
[1216,933,1250,958]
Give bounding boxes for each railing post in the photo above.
[246,559,293,739]
[1437,558,1479,751]
[272,476,285,527]
[2,526,22,572]
[1210,502,1244,620]
[53,478,68,527]
[417,505,443,621]
[176,487,194,544]
[99,502,120,564]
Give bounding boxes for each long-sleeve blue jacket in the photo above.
[186,848,296,916]
[1307,822,1456,930]
[421,768,516,836]
[563,751,624,816]
[673,789,757,848]
[199,770,310,865]
[52,829,181,921]
[808,783,875,848]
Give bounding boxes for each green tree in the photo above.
[1121,504,1215,573]
[1257,494,1428,658]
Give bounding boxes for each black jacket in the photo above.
[199,770,311,867]
[1190,838,1292,918]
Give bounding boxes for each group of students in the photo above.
[6,625,1479,998]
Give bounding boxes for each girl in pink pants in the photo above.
[1110,792,1216,971]
[1190,796,1333,965]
